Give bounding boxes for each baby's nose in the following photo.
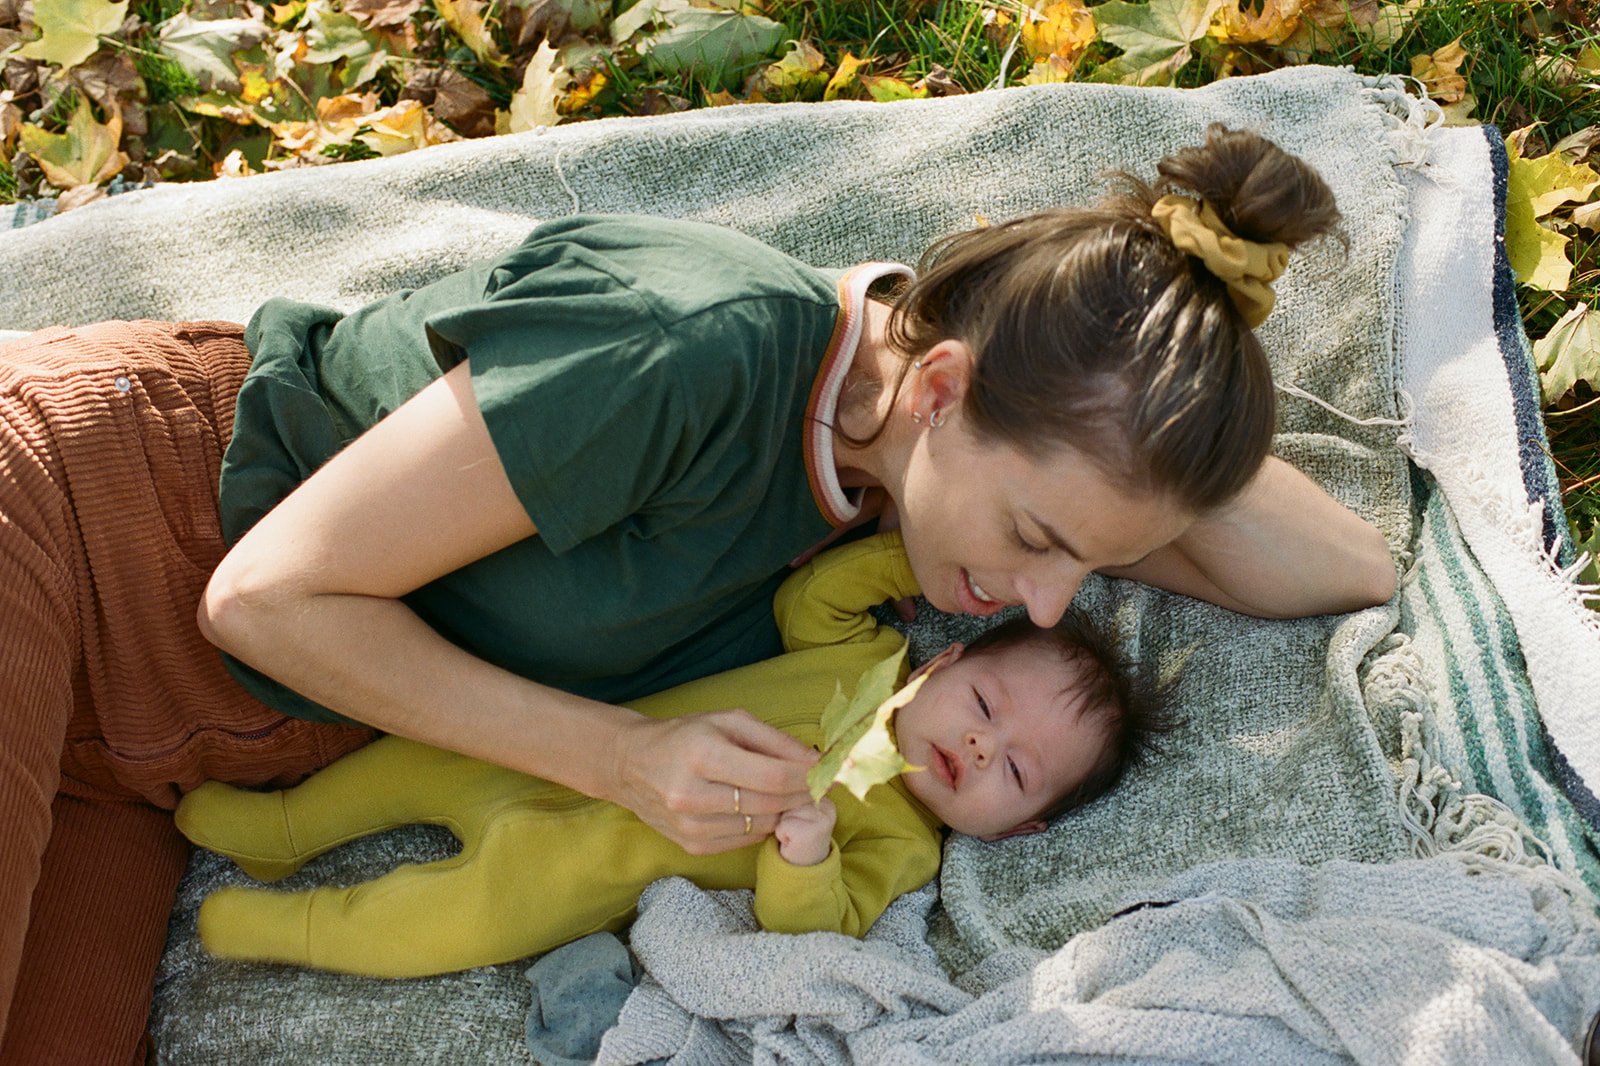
[964,732,991,767]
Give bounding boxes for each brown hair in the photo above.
[883,124,1341,511]
[964,610,1178,821]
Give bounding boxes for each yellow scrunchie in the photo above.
[1150,194,1290,329]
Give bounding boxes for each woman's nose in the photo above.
[1016,567,1080,628]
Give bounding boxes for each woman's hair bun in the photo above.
[1155,124,1339,249]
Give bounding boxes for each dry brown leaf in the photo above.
[1410,37,1467,103]
[401,65,495,137]
[1554,126,1600,166]
[56,181,108,211]
[0,89,22,151]
[914,64,963,96]
[341,0,421,28]
[1020,0,1096,62]
[1573,200,1600,232]
[67,50,145,136]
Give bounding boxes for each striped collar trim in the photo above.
[804,261,916,528]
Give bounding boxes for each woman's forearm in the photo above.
[199,579,636,802]
[1106,457,1396,618]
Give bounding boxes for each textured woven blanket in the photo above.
[1,65,1595,1063]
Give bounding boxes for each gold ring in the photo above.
[732,785,741,815]
[742,814,753,835]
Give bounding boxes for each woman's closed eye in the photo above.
[976,689,991,718]
[1007,757,1024,790]
[1012,525,1050,556]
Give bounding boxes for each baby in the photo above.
[176,531,1162,978]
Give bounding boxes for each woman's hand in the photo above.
[608,710,819,855]
[774,796,837,867]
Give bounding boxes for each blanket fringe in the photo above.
[1363,633,1599,915]
[1402,442,1600,620]
[1360,74,1443,170]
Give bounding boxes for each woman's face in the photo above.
[894,414,1193,627]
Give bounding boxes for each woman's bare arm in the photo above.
[1099,457,1396,619]
[199,360,816,854]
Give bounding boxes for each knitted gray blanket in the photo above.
[2,65,1594,1064]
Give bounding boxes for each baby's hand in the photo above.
[774,796,836,867]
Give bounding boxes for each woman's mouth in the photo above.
[956,569,1006,617]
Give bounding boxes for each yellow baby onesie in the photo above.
[176,531,944,978]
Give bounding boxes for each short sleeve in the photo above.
[429,243,722,555]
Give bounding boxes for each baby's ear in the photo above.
[908,641,965,682]
[981,819,1047,843]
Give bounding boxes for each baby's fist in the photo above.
[774,797,836,867]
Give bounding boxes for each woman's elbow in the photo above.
[196,556,281,655]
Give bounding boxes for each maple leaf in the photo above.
[18,94,127,188]
[156,14,272,94]
[1515,151,1600,219]
[1534,303,1600,405]
[19,0,128,70]
[1554,126,1600,167]
[1410,37,1467,104]
[1020,0,1097,62]
[501,38,569,132]
[435,0,503,66]
[1020,53,1078,84]
[1095,0,1223,86]
[352,97,459,154]
[858,73,926,102]
[635,6,786,89]
[806,648,923,803]
[1573,201,1600,233]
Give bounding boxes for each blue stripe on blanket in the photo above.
[1482,126,1570,558]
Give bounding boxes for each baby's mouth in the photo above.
[932,744,964,790]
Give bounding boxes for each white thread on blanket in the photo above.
[1364,633,1598,917]
[1275,380,1413,429]
[552,147,581,213]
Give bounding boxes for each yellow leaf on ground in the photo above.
[1211,0,1302,48]
[505,39,570,132]
[435,0,503,66]
[1021,53,1079,84]
[1504,192,1571,292]
[18,96,127,189]
[748,38,828,101]
[1410,37,1467,103]
[823,51,867,101]
[1020,0,1097,62]
[1356,0,1420,49]
[355,98,459,155]
[1439,92,1477,127]
[1511,149,1600,219]
[1533,303,1600,404]
[19,0,129,69]
[1573,201,1600,233]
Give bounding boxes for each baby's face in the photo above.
[893,639,1108,841]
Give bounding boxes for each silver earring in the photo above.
[928,407,946,429]
[911,410,923,424]
[912,359,925,370]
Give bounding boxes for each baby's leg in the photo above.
[197,812,623,977]
[176,736,514,881]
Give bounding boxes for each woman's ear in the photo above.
[910,340,974,424]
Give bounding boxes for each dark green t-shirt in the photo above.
[218,214,857,724]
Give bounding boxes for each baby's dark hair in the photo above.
[883,124,1341,512]
[964,609,1178,821]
